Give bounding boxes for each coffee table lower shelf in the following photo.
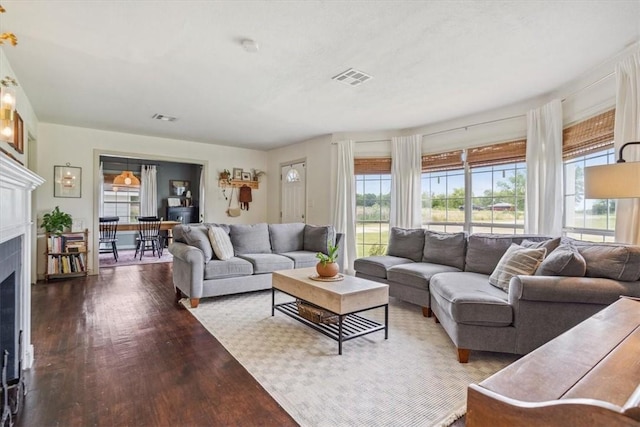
[272,296,388,355]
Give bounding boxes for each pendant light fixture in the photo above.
[112,158,140,190]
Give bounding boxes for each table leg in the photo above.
[385,304,389,339]
[271,288,275,316]
[338,315,344,355]
[167,229,174,246]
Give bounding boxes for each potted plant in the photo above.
[315,243,339,278]
[41,206,72,235]
[219,169,231,183]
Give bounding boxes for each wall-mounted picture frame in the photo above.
[54,164,82,198]
[170,180,190,196]
[11,111,23,154]
[167,197,182,207]
[232,168,243,180]
[241,172,252,181]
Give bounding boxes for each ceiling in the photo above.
[1,1,639,150]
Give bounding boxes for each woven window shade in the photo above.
[421,150,464,172]
[354,157,392,174]
[562,109,615,160]
[467,139,526,168]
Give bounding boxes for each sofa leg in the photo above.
[190,298,200,308]
[421,307,432,318]
[175,287,184,302]
[457,348,470,363]
[433,313,440,324]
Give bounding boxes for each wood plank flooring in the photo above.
[17,263,297,426]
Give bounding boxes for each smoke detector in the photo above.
[331,68,373,86]
[241,39,259,53]
[152,113,177,122]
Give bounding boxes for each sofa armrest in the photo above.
[168,242,205,298]
[508,275,640,305]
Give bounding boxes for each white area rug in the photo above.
[183,291,517,427]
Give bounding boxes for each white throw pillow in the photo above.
[207,226,234,260]
[489,243,547,292]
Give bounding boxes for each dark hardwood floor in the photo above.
[18,263,297,426]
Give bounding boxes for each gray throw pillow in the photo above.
[269,223,305,253]
[536,243,586,277]
[229,223,272,255]
[521,237,561,255]
[422,230,466,270]
[180,224,214,262]
[387,227,425,262]
[489,243,547,292]
[303,225,336,254]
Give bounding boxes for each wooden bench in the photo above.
[467,297,640,426]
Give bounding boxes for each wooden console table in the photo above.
[467,297,640,427]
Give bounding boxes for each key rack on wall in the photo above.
[218,179,259,189]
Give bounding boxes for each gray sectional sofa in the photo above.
[170,222,343,308]
[355,228,640,362]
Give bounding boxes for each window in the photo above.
[355,173,391,258]
[102,176,140,222]
[421,168,465,233]
[563,148,615,242]
[562,109,615,242]
[469,162,526,234]
[354,158,392,258]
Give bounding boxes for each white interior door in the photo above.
[281,162,306,223]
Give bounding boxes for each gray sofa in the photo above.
[354,227,640,362]
[169,222,343,308]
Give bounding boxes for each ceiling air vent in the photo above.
[152,113,177,122]
[331,68,373,87]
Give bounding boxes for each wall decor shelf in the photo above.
[44,229,89,281]
[218,179,259,190]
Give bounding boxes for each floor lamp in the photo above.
[584,142,640,199]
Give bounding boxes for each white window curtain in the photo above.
[331,140,357,274]
[98,161,104,217]
[140,165,157,217]
[390,135,422,229]
[525,99,563,236]
[199,165,205,222]
[614,51,640,244]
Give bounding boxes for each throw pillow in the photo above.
[521,237,561,255]
[303,225,336,254]
[387,227,425,262]
[181,224,214,262]
[489,243,547,292]
[207,226,234,261]
[536,242,586,277]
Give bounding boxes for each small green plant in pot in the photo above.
[41,206,72,235]
[315,243,339,278]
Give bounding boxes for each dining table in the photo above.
[115,220,182,245]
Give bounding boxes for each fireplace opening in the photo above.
[0,272,17,382]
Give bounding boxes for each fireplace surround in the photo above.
[0,154,44,376]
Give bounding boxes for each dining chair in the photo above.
[135,217,163,259]
[98,216,119,261]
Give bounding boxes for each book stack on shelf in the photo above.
[45,229,89,281]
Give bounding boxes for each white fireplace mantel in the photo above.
[0,154,45,369]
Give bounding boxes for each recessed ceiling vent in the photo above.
[152,113,177,122]
[331,68,373,87]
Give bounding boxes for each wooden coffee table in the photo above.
[271,267,389,354]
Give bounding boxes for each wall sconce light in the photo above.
[584,141,640,199]
[0,76,17,143]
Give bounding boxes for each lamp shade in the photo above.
[112,171,140,188]
[584,162,640,199]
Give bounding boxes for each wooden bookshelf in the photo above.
[44,229,89,282]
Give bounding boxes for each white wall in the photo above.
[266,134,334,225]
[34,123,268,277]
